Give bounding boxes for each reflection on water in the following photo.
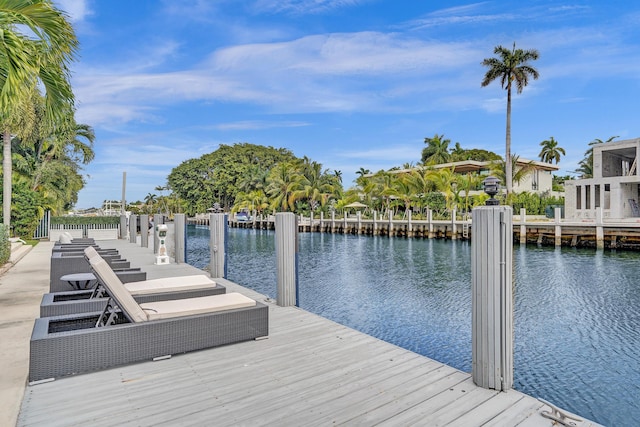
[187,225,640,426]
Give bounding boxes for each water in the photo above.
[187,225,640,426]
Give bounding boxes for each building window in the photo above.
[532,170,539,190]
[586,185,591,210]
[595,185,601,208]
[604,184,610,209]
[577,186,582,210]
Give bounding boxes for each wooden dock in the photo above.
[189,213,640,250]
[15,240,600,426]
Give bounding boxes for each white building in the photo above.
[565,137,640,220]
[389,159,559,194]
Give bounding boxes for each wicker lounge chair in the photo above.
[50,252,145,292]
[41,272,226,316]
[29,257,268,382]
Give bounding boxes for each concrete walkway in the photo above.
[0,241,53,427]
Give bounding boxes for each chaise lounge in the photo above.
[29,256,268,382]
[41,249,227,316]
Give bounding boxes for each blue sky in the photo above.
[57,0,640,209]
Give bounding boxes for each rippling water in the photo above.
[187,225,640,426]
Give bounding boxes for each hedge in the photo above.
[51,216,121,226]
[0,224,10,265]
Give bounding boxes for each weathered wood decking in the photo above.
[16,240,599,426]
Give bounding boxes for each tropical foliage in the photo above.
[481,42,540,195]
[422,134,452,165]
[0,0,79,229]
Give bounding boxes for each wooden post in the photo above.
[451,208,457,240]
[596,207,604,249]
[373,211,378,235]
[140,214,149,247]
[554,207,562,246]
[119,214,127,240]
[209,213,227,278]
[129,214,137,243]
[519,208,527,244]
[427,209,434,238]
[310,212,314,232]
[174,214,186,264]
[357,211,362,235]
[331,211,335,233]
[343,212,348,233]
[275,212,298,307]
[320,211,324,233]
[407,210,412,237]
[388,210,393,236]
[472,205,513,391]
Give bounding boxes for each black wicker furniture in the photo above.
[29,257,268,382]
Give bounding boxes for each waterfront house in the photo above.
[388,158,559,194]
[565,137,640,220]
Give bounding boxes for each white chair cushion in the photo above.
[140,293,256,321]
[84,246,99,260]
[124,275,217,296]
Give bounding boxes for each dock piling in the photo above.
[275,212,298,307]
[471,204,513,391]
[209,213,227,278]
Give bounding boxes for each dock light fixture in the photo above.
[483,176,500,206]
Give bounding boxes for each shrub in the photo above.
[0,224,9,265]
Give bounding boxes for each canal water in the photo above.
[186,225,639,426]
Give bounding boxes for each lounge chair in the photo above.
[50,251,145,292]
[29,257,268,382]
[41,271,226,316]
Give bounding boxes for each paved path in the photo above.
[0,242,53,427]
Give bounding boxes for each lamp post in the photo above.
[483,176,500,206]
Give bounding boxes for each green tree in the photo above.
[449,147,501,162]
[490,155,536,191]
[266,161,305,212]
[168,143,297,215]
[0,0,78,227]
[538,137,565,164]
[355,167,370,178]
[481,42,539,195]
[421,134,451,165]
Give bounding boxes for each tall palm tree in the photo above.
[421,134,451,165]
[0,0,78,227]
[481,42,539,195]
[538,137,565,164]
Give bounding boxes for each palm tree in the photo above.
[490,155,536,190]
[356,167,370,178]
[481,42,539,195]
[538,137,565,164]
[0,0,78,227]
[421,134,451,165]
[427,167,458,212]
[266,162,305,212]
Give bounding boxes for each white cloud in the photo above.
[252,0,368,16]
[214,120,310,131]
[56,0,92,22]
